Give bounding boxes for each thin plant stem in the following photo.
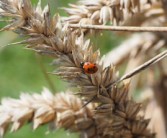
[36,54,57,93]
[68,24,167,32]
[107,50,167,89]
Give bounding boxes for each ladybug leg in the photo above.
[81,68,85,74]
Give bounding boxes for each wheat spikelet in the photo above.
[62,0,143,25]
[61,0,159,35]
[0,88,102,137]
[94,82,155,137]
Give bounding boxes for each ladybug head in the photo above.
[80,62,85,67]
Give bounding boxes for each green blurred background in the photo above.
[0,0,123,138]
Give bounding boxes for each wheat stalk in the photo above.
[113,50,167,85]
[68,24,167,32]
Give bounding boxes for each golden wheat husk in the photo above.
[62,0,145,25]
[0,88,100,137]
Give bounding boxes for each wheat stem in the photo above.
[107,50,167,89]
[68,24,167,32]
[36,54,56,93]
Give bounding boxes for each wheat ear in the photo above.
[0,88,102,137]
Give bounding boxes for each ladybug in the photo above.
[81,62,98,74]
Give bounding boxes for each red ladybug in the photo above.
[81,62,98,74]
